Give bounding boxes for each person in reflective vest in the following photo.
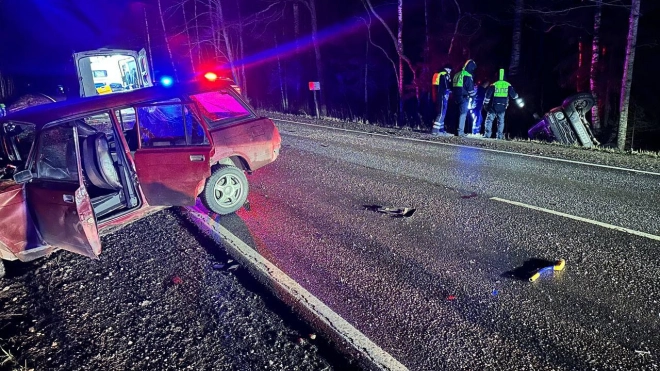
[431,64,453,136]
[483,69,524,139]
[452,59,477,137]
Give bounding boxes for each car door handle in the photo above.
[189,155,205,162]
[63,194,74,203]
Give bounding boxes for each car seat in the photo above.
[76,122,126,218]
[81,132,122,190]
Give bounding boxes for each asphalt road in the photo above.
[221,120,660,370]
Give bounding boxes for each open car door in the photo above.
[138,48,153,88]
[25,123,101,258]
[132,102,212,206]
[73,48,148,97]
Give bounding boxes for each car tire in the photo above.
[201,165,249,215]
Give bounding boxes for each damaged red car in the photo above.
[0,79,281,277]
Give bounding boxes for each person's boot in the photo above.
[431,125,440,136]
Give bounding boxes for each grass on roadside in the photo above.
[0,345,33,371]
[262,110,660,159]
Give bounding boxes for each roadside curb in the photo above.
[182,206,409,371]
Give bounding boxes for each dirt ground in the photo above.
[0,209,351,371]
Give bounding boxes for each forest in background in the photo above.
[0,0,659,150]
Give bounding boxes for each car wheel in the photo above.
[201,165,249,215]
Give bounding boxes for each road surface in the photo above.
[220,120,659,370]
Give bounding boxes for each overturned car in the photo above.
[528,92,600,148]
[0,77,281,277]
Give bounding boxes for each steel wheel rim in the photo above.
[213,173,244,208]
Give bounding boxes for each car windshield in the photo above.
[0,122,35,181]
[189,90,252,127]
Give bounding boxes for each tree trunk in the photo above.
[448,0,461,55]
[235,0,247,97]
[617,0,641,150]
[293,3,301,109]
[589,0,602,130]
[307,0,326,116]
[275,36,288,112]
[143,4,155,79]
[397,0,404,126]
[364,37,369,124]
[216,0,239,85]
[509,0,523,76]
[157,0,178,80]
[181,0,196,74]
[194,0,201,64]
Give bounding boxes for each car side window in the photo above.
[115,108,136,131]
[115,107,139,151]
[189,90,253,128]
[35,125,78,182]
[136,101,209,147]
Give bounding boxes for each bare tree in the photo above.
[302,0,326,115]
[617,0,640,150]
[589,0,602,130]
[144,4,155,79]
[235,0,247,96]
[363,0,418,126]
[509,0,523,76]
[157,0,178,80]
[215,0,239,85]
[181,0,196,74]
[397,0,404,125]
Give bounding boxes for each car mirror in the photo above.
[13,170,33,184]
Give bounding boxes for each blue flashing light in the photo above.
[160,76,174,87]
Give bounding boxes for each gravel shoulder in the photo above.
[263,111,660,174]
[0,209,349,371]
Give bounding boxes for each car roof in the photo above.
[1,80,235,130]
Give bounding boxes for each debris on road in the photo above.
[228,264,240,271]
[461,192,478,199]
[529,259,566,282]
[502,258,566,282]
[363,204,416,218]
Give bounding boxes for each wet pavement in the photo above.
[220,120,660,370]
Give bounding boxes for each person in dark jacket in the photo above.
[452,59,477,137]
[468,80,489,136]
[483,69,524,139]
[431,64,453,136]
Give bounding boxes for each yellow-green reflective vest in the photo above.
[432,71,448,85]
[452,70,472,88]
[493,80,511,98]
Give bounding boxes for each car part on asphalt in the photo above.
[201,165,249,215]
[528,93,599,148]
[363,204,416,218]
[529,259,566,282]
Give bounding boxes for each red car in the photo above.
[0,78,281,277]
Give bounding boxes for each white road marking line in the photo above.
[273,118,660,177]
[185,208,409,371]
[491,197,660,242]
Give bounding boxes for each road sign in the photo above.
[308,81,321,91]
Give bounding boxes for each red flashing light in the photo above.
[204,72,218,81]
